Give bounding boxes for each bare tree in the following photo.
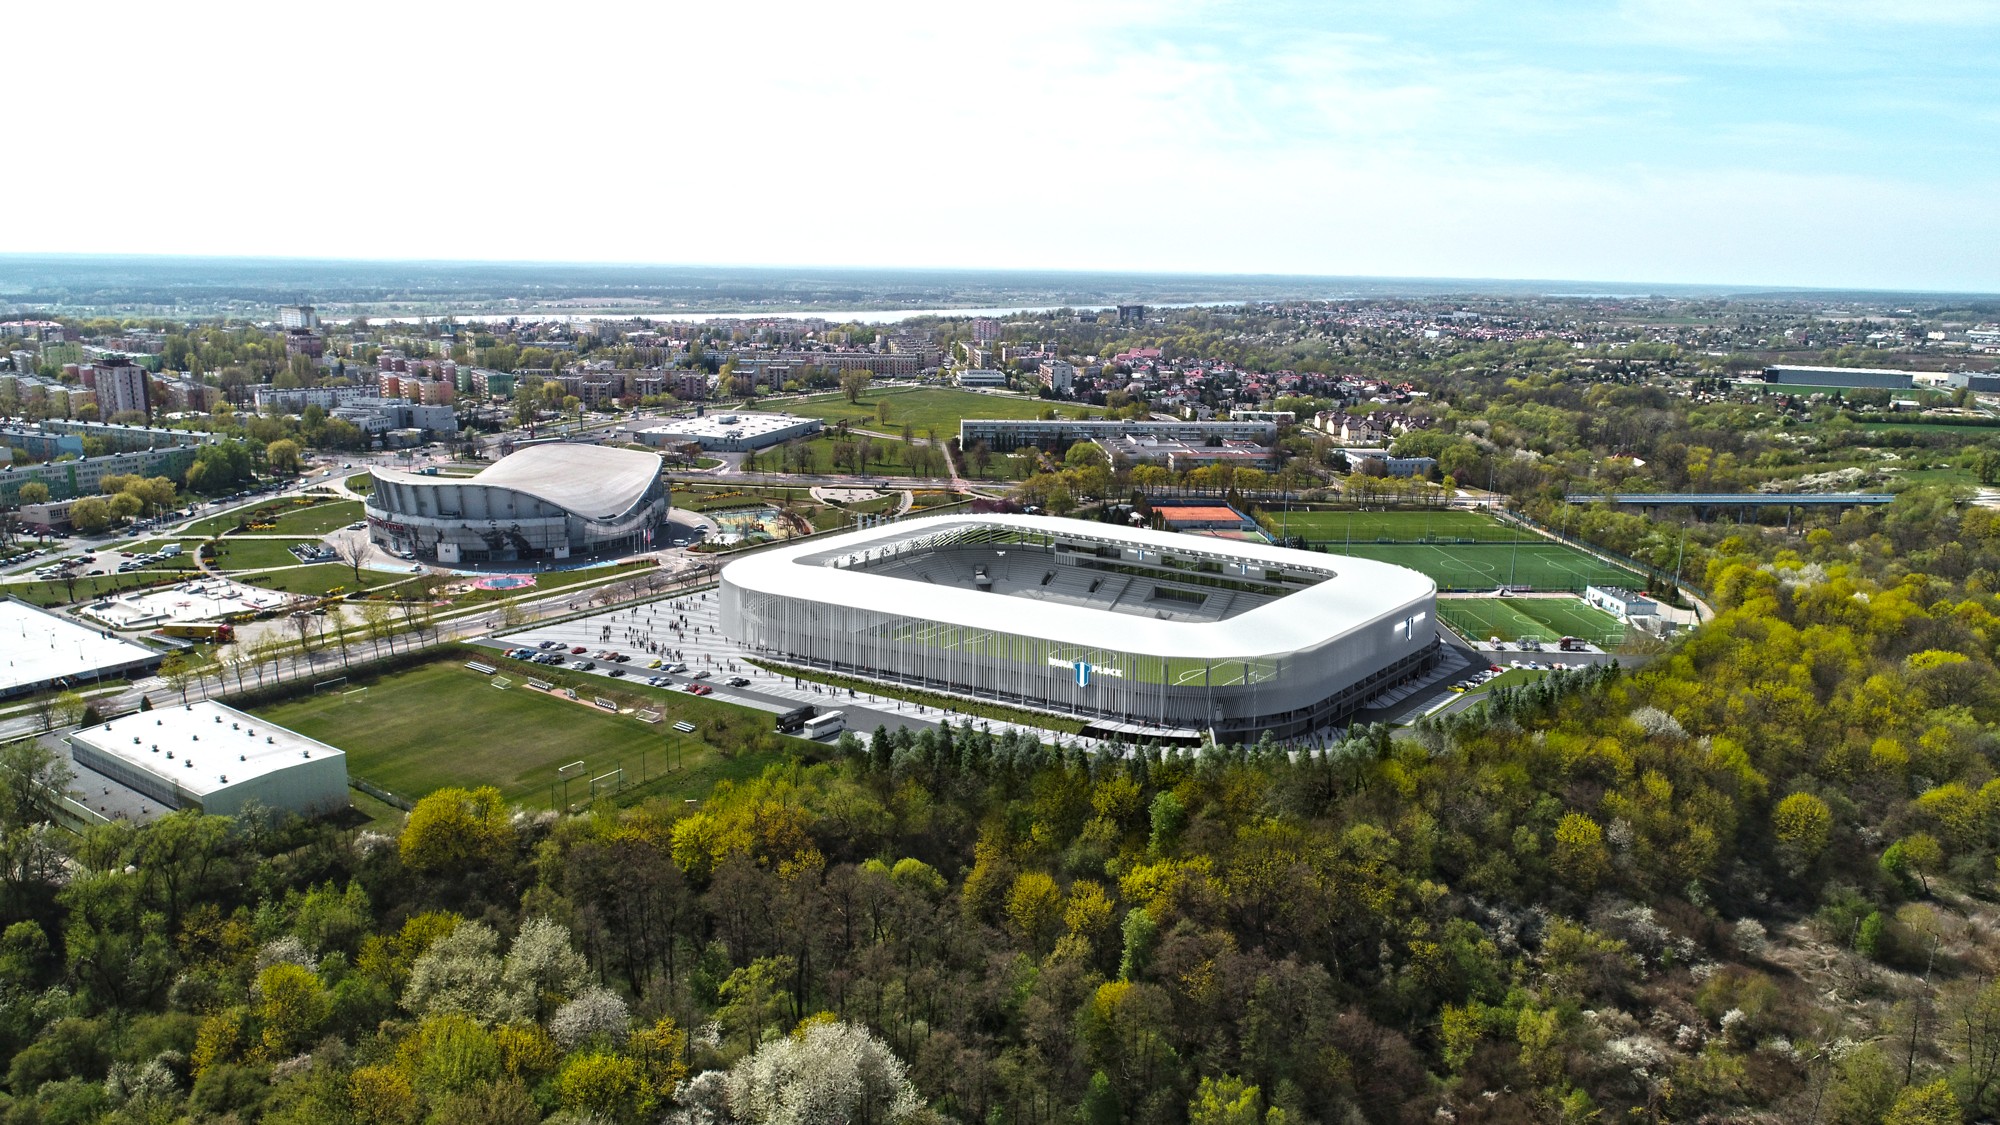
[334,535,368,585]
[160,654,195,704]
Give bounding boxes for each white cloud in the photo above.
[3,0,1993,290]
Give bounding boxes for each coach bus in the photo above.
[775,704,816,734]
[802,710,846,739]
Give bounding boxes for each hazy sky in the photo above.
[13,0,1999,291]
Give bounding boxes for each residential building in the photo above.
[83,358,150,420]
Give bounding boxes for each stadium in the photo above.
[365,444,671,564]
[719,514,1438,741]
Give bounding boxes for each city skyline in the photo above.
[9,0,1998,292]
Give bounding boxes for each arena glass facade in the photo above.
[366,444,670,564]
[719,515,1438,740]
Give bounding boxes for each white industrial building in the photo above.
[67,701,348,817]
[0,597,165,701]
[1584,585,1659,624]
[633,412,823,451]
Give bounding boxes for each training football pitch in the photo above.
[253,656,790,811]
[1321,541,1638,592]
[1269,508,1519,542]
[1438,597,1627,644]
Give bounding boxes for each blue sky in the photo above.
[10,0,1998,291]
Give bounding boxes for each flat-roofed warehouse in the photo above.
[66,700,348,817]
[0,596,165,701]
[633,411,822,451]
[1761,364,1917,390]
[720,514,1438,740]
[366,443,671,564]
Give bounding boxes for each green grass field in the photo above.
[1270,508,1518,542]
[186,499,362,539]
[254,657,801,810]
[1439,597,1626,644]
[1323,542,1639,592]
[749,434,926,476]
[262,500,364,536]
[787,387,1092,434]
[210,538,336,571]
[234,563,402,597]
[7,571,189,608]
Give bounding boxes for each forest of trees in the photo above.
[7,491,2000,1121]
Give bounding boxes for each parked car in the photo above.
[578,661,597,671]
[570,646,587,654]
[728,677,750,688]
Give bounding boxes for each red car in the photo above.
[686,683,713,696]
[570,646,587,654]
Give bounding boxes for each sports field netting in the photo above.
[1438,597,1626,645]
[1269,508,1523,543]
[1321,542,1639,592]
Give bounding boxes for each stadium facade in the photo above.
[365,444,670,563]
[720,514,1437,740]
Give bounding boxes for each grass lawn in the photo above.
[673,485,821,510]
[1462,667,1551,698]
[1268,508,1517,543]
[749,434,926,476]
[261,500,365,536]
[448,561,660,605]
[235,563,403,597]
[8,571,192,608]
[1439,597,1626,644]
[1323,542,1640,592]
[345,473,375,494]
[210,538,335,571]
[188,499,362,539]
[254,655,805,810]
[787,387,1093,434]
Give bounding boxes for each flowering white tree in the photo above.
[501,916,591,1022]
[722,1020,920,1125]
[403,922,505,1020]
[549,985,630,1049]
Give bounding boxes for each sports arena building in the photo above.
[365,444,671,564]
[720,514,1437,740]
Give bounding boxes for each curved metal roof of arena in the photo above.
[721,513,1436,661]
[370,444,663,521]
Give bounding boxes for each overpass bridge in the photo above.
[1565,492,1894,508]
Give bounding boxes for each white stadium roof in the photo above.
[721,514,1434,660]
[372,444,662,519]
